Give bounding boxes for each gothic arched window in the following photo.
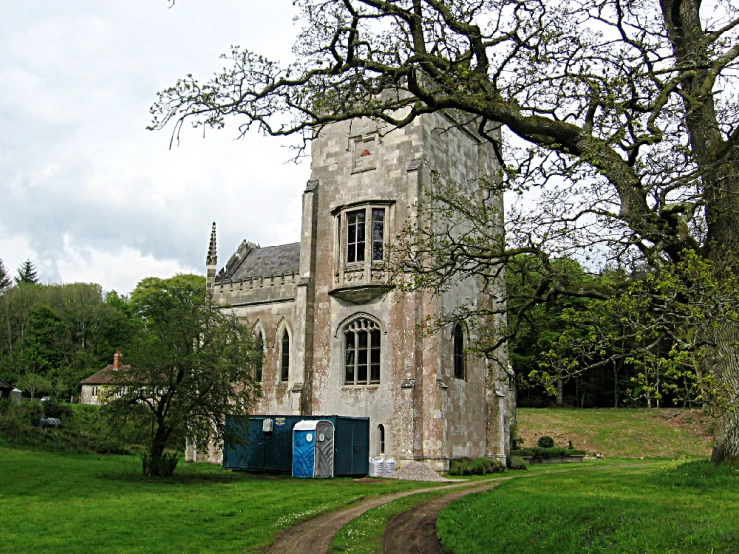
[344,317,381,385]
[453,323,466,380]
[280,330,290,382]
[254,330,264,383]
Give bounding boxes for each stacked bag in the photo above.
[368,457,396,477]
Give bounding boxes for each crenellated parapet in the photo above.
[213,271,300,307]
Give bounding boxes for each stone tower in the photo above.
[204,111,510,470]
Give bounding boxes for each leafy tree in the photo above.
[0,259,11,293]
[15,372,52,400]
[103,275,262,477]
[23,304,69,377]
[0,283,138,397]
[15,260,38,285]
[150,1,739,462]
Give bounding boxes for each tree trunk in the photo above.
[613,361,619,408]
[556,365,564,407]
[707,324,739,463]
[660,0,739,464]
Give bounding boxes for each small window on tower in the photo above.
[454,323,466,380]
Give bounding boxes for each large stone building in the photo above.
[202,112,511,471]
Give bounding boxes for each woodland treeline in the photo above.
[509,257,705,410]
[0,256,706,409]
[0,258,137,399]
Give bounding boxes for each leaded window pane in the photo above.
[347,210,365,263]
[281,331,290,381]
[372,209,385,261]
[344,318,381,385]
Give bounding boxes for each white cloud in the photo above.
[0,0,309,294]
[56,234,197,293]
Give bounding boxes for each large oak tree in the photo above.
[150,0,739,462]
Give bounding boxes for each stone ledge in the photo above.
[329,284,394,304]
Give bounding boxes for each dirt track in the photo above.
[263,479,495,554]
[382,484,498,553]
[263,464,643,553]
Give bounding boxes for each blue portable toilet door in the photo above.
[292,428,315,478]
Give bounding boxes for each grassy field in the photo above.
[0,445,439,553]
[0,408,724,553]
[438,459,739,554]
[516,408,713,457]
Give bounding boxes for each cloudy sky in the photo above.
[1,1,309,294]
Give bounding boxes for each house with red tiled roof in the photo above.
[80,350,130,405]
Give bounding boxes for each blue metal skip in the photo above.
[223,415,369,477]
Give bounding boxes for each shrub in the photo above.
[142,452,180,477]
[0,400,144,455]
[537,435,555,448]
[43,399,73,420]
[516,446,586,459]
[448,457,506,476]
[509,456,528,470]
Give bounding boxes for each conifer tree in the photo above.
[0,258,11,292]
[15,259,38,285]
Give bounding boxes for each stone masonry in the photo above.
[196,111,511,471]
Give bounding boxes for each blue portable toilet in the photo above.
[292,420,335,478]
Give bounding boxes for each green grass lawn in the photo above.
[437,459,739,554]
[0,445,436,553]
[516,408,713,457]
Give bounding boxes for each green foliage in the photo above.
[42,398,73,419]
[141,451,180,477]
[15,259,38,285]
[0,281,138,398]
[448,457,506,476]
[516,447,586,459]
[508,455,528,470]
[0,400,143,455]
[537,435,555,448]
[104,274,261,477]
[14,373,52,400]
[0,258,11,293]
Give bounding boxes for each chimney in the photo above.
[113,350,121,370]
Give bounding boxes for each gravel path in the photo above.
[384,461,457,482]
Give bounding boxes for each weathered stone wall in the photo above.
[204,110,509,470]
[305,112,508,470]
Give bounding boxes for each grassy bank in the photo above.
[516,408,713,457]
[438,459,739,554]
[0,445,436,553]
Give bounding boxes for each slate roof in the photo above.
[224,242,301,282]
[80,365,131,386]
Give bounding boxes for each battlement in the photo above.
[213,271,300,307]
